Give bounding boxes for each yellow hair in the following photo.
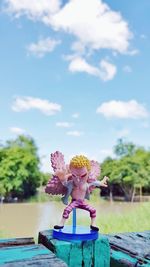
[70,155,91,171]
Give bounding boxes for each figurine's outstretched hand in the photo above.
[55,168,72,182]
[100,176,109,187]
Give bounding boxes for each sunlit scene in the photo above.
[0,0,150,266]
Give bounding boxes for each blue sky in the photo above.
[0,0,150,172]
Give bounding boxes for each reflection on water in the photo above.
[0,201,140,238]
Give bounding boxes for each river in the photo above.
[0,200,143,239]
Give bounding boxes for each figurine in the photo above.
[45,151,109,231]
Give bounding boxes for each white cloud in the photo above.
[3,0,61,19]
[72,113,79,118]
[99,60,117,81]
[97,100,149,119]
[3,0,136,82]
[56,122,73,128]
[10,127,26,135]
[69,57,117,81]
[69,57,99,76]
[4,0,132,55]
[27,38,61,57]
[71,41,86,54]
[12,96,61,115]
[50,0,132,54]
[123,65,132,73]
[67,131,84,137]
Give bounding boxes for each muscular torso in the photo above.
[71,182,88,200]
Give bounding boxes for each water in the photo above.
[0,202,63,239]
[0,201,141,239]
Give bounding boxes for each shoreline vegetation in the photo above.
[0,194,150,238]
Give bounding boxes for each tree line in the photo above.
[0,135,49,201]
[101,139,150,201]
[0,136,150,201]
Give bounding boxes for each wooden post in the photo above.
[38,229,110,267]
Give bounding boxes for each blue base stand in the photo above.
[53,208,99,242]
[53,225,98,242]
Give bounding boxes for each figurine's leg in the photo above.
[54,201,77,229]
[54,217,67,229]
[79,202,99,231]
[90,217,99,231]
[62,201,77,220]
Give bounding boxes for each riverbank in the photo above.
[0,200,150,238]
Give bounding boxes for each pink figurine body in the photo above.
[45,152,109,231]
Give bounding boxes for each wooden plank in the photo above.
[110,249,150,267]
[0,237,34,248]
[107,231,150,267]
[0,244,68,267]
[0,256,68,267]
[107,231,150,259]
[38,229,110,267]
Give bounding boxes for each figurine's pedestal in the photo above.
[53,226,99,242]
[38,229,110,267]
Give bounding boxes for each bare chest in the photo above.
[71,183,88,199]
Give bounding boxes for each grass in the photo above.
[0,230,6,238]
[78,201,150,234]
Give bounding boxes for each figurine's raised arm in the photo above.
[88,161,109,191]
[45,151,73,205]
[51,151,71,183]
[89,175,109,188]
[45,151,68,196]
[55,167,72,184]
[99,176,109,187]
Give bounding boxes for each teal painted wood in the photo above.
[69,241,82,267]
[107,231,150,267]
[0,244,68,266]
[0,244,53,264]
[38,229,110,267]
[82,240,93,267]
[0,237,34,247]
[1,257,68,267]
[110,250,150,267]
[96,236,110,267]
[55,240,71,265]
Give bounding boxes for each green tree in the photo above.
[100,157,119,201]
[40,172,51,186]
[0,135,41,199]
[101,141,150,201]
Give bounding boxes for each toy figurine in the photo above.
[45,151,109,232]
